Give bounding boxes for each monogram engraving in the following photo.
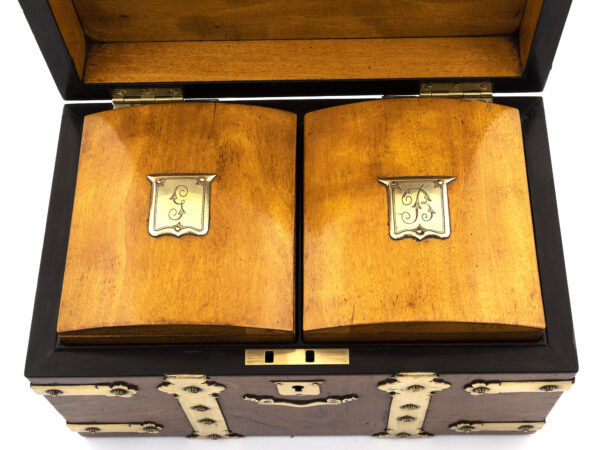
[378,177,455,240]
[398,184,435,225]
[168,185,188,220]
[148,174,216,237]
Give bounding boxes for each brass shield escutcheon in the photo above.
[378,177,455,240]
[148,174,216,237]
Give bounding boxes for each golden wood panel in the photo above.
[303,99,545,342]
[71,0,528,42]
[47,0,86,79]
[83,36,522,84]
[57,103,297,344]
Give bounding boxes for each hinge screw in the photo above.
[401,404,419,410]
[199,418,215,425]
[85,427,101,434]
[143,425,160,433]
[396,432,412,438]
[407,385,424,392]
[208,434,221,440]
[539,384,559,392]
[45,389,63,396]
[459,425,476,433]
[192,405,209,412]
[110,388,128,396]
[184,386,202,393]
[473,386,490,394]
[398,415,416,423]
[518,425,534,432]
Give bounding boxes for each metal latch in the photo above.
[112,87,184,108]
[419,82,493,102]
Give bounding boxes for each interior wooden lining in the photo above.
[47,0,86,78]
[71,0,528,42]
[47,1,544,101]
[49,0,543,83]
[520,0,545,64]
[84,36,522,84]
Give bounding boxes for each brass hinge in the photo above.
[112,87,184,108]
[419,82,493,102]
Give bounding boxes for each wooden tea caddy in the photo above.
[22,0,578,438]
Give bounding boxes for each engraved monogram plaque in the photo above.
[147,174,216,237]
[378,177,456,240]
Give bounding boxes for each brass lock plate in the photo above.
[245,349,349,365]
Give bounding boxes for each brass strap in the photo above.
[451,421,545,433]
[465,379,575,395]
[68,422,161,434]
[376,372,451,438]
[31,382,137,398]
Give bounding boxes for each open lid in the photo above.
[21,0,571,100]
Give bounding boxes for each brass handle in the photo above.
[243,394,358,408]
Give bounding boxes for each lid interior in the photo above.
[48,0,545,87]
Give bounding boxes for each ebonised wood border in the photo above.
[19,0,572,100]
[25,98,578,378]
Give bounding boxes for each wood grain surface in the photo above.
[45,0,545,85]
[83,36,522,84]
[303,99,545,342]
[71,0,528,42]
[57,103,297,343]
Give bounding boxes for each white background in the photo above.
[0,1,598,449]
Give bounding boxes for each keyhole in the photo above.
[292,385,304,393]
[264,350,274,363]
